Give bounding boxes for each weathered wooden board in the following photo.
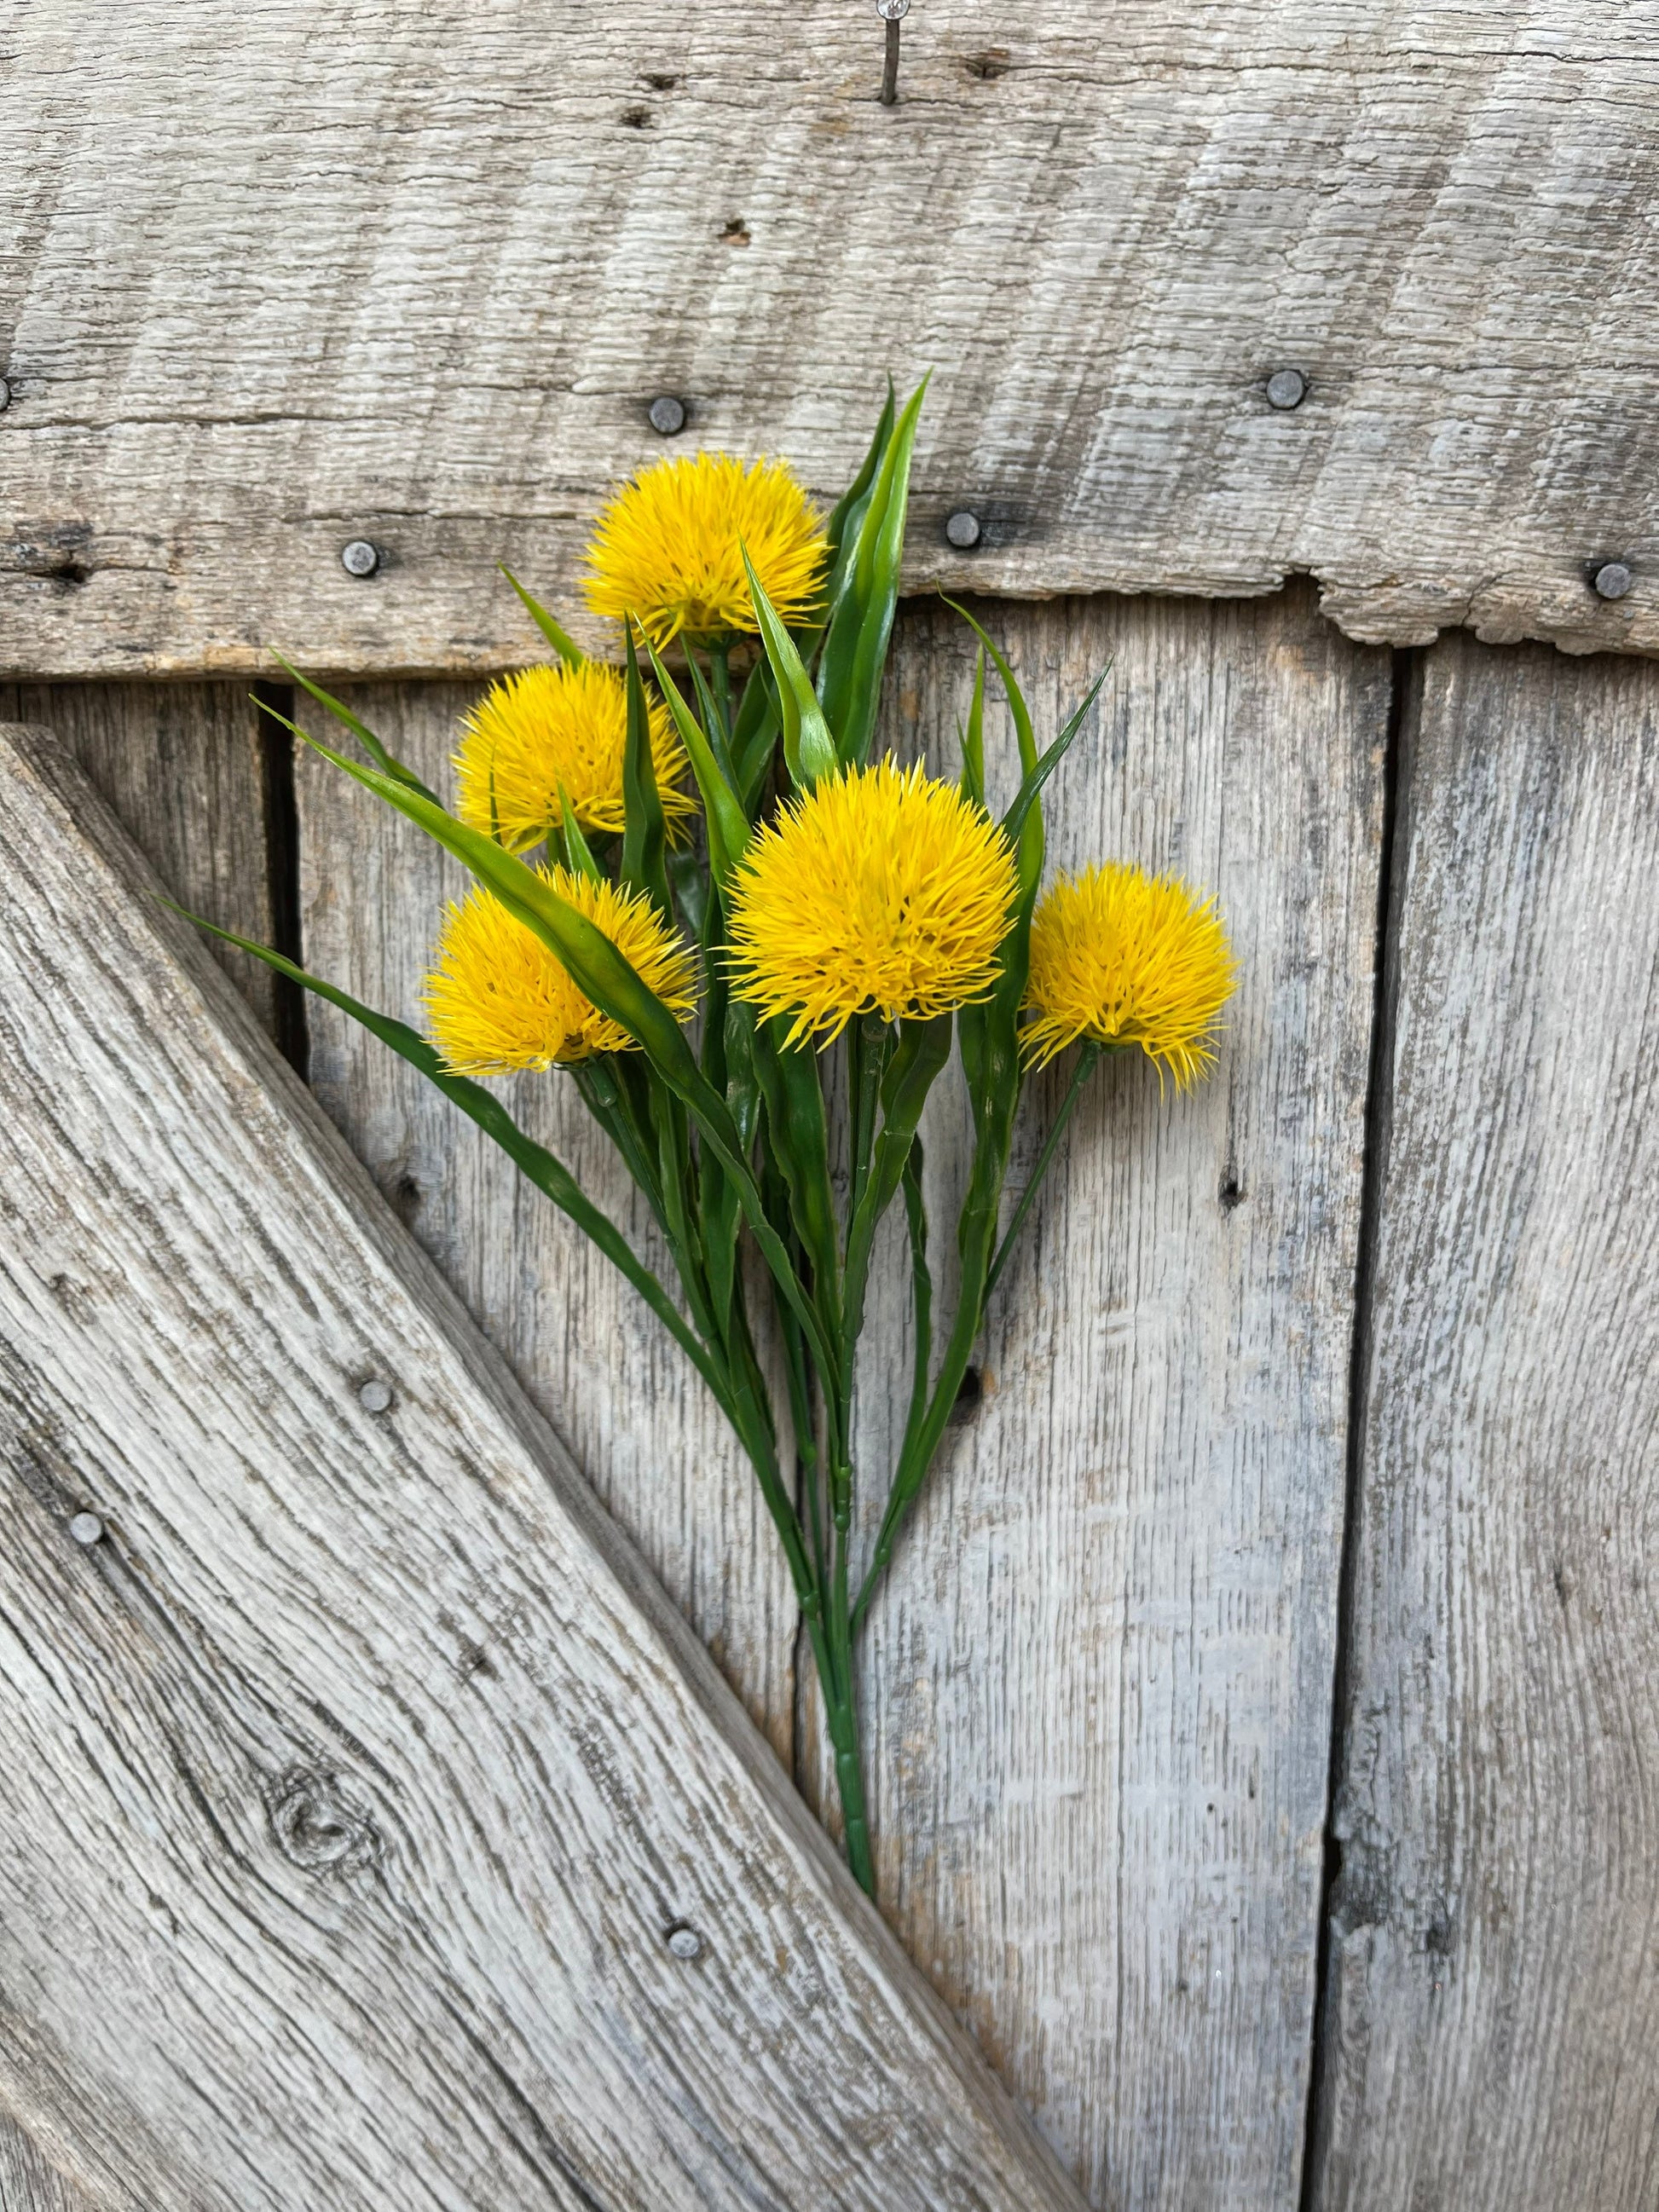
[292,686,799,1763]
[4,0,1656,677]
[0,721,1084,2212]
[1307,638,1659,2209]
[793,587,1387,2207]
[0,681,278,1038]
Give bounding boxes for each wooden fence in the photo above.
[3,3,1656,2208]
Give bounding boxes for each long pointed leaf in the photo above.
[645,637,751,887]
[499,567,585,666]
[621,623,672,916]
[742,551,837,789]
[817,376,929,768]
[265,657,439,803]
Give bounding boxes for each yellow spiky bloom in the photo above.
[584,453,829,647]
[454,661,695,852]
[725,758,1019,1047]
[424,866,697,1076]
[1022,863,1238,1088]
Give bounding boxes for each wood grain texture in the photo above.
[0,2114,95,2212]
[1309,639,1659,2209]
[293,684,798,1761]
[0,682,278,1037]
[801,587,1388,2208]
[0,721,1085,2212]
[3,0,1656,677]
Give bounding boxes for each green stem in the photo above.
[709,638,734,743]
[823,1674,876,1897]
[984,1039,1100,1299]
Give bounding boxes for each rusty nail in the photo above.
[648,395,687,436]
[67,1511,105,1547]
[1265,368,1307,410]
[945,510,982,551]
[1593,561,1633,602]
[358,1378,394,1414]
[665,1921,702,1959]
[340,539,380,579]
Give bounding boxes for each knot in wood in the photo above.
[269,1770,378,1875]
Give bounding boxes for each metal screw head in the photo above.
[665,1922,702,1959]
[876,0,910,17]
[647,395,686,436]
[945,510,982,551]
[0,378,11,413]
[67,1511,105,1548]
[340,539,380,579]
[1593,560,1633,602]
[358,1378,394,1415]
[1265,368,1308,410]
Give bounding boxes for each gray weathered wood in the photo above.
[1309,638,1659,2209]
[0,2113,94,2212]
[3,0,1656,676]
[0,682,278,1037]
[293,685,798,1761]
[0,721,1085,2212]
[812,587,1389,2206]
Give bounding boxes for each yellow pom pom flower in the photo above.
[424,867,697,1076]
[454,661,695,852]
[725,759,1020,1047]
[1022,863,1238,1088]
[584,452,829,647]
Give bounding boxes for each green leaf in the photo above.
[162,901,731,1412]
[263,657,439,803]
[749,1017,842,1338]
[499,567,585,666]
[819,382,896,615]
[742,550,838,789]
[555,781,604,882]
[816,375,929,770]
[960,644,986,809]
[999,667,1110,858]
[645,636,752,887]
[621,623,672,916]
[940,598,1042,887]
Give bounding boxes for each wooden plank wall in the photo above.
[9,596,1656,2208]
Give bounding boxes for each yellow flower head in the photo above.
[424,866,697,1076]
[1022,863,1238,1088]
[454,661,695,852]
[725,758,1019,1047]
[584,453,829,647]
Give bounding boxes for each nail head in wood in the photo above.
[1265,368,1308,410]
[357,1377,394,1414]
[0,378,11,413]
[945,510,983,551]
[647,395,686,436]
[664,1922,702,1959]
[1593,560,1633,601]
[67,1510,105,1547]
[339,539,380,579]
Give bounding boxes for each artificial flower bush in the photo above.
[205,384,1236,1896]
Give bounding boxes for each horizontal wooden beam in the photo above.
[3,0,1655,674]
[0,723,1084,2211]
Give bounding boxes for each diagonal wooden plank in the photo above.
[806,587,1389,2207]
[1308,639,1659,2208]
[3,0,1656,674]
[0,721,1086,2212]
